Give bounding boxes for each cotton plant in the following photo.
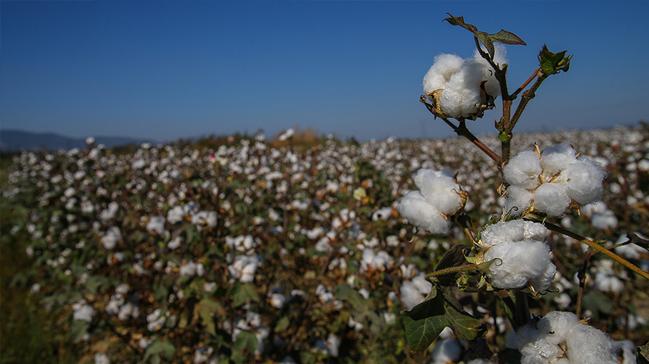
[397,13,649,360]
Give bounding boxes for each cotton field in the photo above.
[2,125,649,363]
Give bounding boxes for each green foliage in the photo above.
[402,287,482,352]
[538,45,572,75]
[445,13,526,60]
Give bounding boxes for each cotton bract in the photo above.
[397,169,465,234]
[422,48,506,119]
[504,144,606,217]
[479,220,555,291]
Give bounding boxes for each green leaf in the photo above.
[232,332,258,364]
[232,283,259,307]
[402,290,482,352]
[275,316,290,332]
[433,245,468,286]
[444,13,478,33]
[196,298,224,335]
[144,339,176,362]
[538,45,571,75]
[490,29,526,45]
[476,32,495,59]
[335,284,371,312]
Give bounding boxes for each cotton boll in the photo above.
[522,221,550,241]
[504,186,532,216]
[534,183,570,216]
[397,191,449,234]
[536,311,579,345]
[508,323,563,364]
[612,340,637,364]
[562,158,606,205]
[531,263,556,292]
[480,220,525,247]
[423,54,465,95]
[504,151,542,189]
[472,46,506,97]
[430,338,462,364]
[565,324,617,364]
[541,144,577,175]
[440,67,483,117]
[413,169,463,215]
[400,273,432,310]
[485,240,554,289]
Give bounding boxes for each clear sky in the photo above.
[1,0,648,141]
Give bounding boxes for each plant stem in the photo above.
[427,263,481,278]
[509,74,547,131]
[525,214,649,280]
[511,68,540,99]
[420,97,502,165]
[575,251,594,318]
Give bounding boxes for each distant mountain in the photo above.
[0,129,153,151]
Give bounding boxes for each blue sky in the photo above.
[1,0,648,140]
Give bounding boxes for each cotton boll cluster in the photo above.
[507,311,635,364]
[72,300,95,322]
[228,255,260,283]
[504,144,606,217]
[479,220,555,292]
[422,47,506,119]
[397,169,465,234]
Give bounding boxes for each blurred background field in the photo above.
[1,125,648,363]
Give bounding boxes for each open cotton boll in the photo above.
[504,186,532,216]
[536,311,579,345]
[612,340,637,364]
[397,191,450,234]
[413,169,463,215]
[400,273,432,310]
[561,158,606,205]
[430,338,462,364]
[484,240,555,289]
[541,144,578,176]
[565,324,618,364]
[472,45,507,97]
[534,183,571,216]
[504,151,542,189]
[439,66,484,118]
[507,323,563,364]
[423,54,464,95]
[479,220,548,247]
[530,263,557,292]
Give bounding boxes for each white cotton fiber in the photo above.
[541,144,577,176]
[504,150,542,189]
[480,220,525,246]
[472,46,507,97]
[536,311,579,345]
[505,186,532,216]
[422,48,506,119]
[533,183,571,216]
[531,263,556,292]
[480,220,548,247]
[413,169,463,215]
[565,324,617,364]
[397,191,449,234]
[561,158,606,205]
[430,338,462,364]
[400,273,432,310]
[485,240,554,289]
[612,340,637,364]
[423,54,464,95]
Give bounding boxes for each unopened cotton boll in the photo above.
[534,183,571,216]
[561,158,606,205]
[504,151,542,189]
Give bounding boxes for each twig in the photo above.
[511,68,540,99]
[575,250,594,318]
[509,74,547,132]
[421,98,502,165]
[427,263,481,278]
[524,214,649,280]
